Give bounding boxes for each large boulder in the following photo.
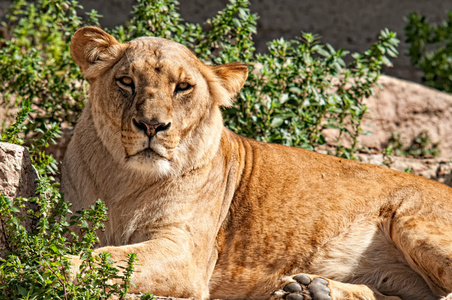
[0,142,38,199]
[359,75,452,158]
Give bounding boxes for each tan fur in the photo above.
[62,27,452,300]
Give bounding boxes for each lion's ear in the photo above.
[70,27,123,75]
[210,62,248,107]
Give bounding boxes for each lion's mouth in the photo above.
[128,146,171,161]
[122,131,176,162]
[139,147,156,155]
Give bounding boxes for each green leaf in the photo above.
[270,117,284,128]
[17,285,28,296]
[323,124,339,129]
[288,86,302,95]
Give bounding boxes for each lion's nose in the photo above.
[133,118,171,138]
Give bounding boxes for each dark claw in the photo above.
[309,278,332,300]
[312,277,329,286]
[294,274,311,285]
[286,294,305,300]
[311,293,332,300]
[284,283,302,293]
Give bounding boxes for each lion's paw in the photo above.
[272,274,332,300]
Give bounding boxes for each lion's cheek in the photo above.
[122,139,148,157]
[89,108,127,163]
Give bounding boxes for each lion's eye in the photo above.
[117,76,134,87]
[175,82,193,94]
[116,76,135,94]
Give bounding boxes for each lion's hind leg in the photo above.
[271,273,400,300]
[385,186,452,298]
[390,212,452,297]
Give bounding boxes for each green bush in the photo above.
[0,0,102,135]
[0,0,398,298]
[405,11,452,93]
[227,30,398,158]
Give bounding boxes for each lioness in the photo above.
[62,27,452,300]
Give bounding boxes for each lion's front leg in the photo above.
[271,274,401,300]
[70,237,214,299]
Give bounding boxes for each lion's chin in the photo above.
[125,148,174,177]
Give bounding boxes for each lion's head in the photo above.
[70,27,248,178]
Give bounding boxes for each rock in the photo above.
[0,142,38,254]
[322,75,452,186]
[0,142,38,199]
[324,75,452,159]
[360,75,452,158]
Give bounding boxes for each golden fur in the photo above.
[62,27,452,300]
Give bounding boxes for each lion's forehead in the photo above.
[126,37,197,63]
[117,37,202,83]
